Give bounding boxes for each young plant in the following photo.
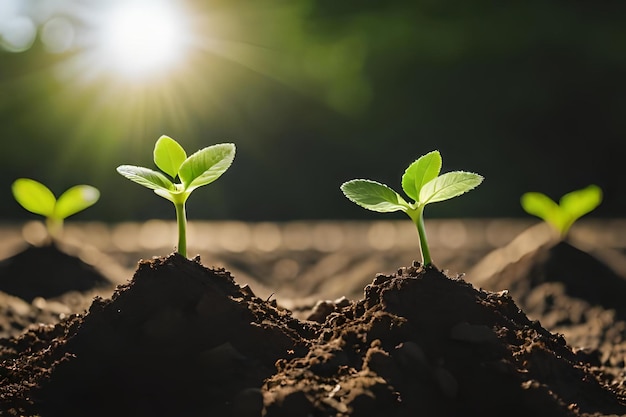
[340,150,483,267]
[116,135,236,258]
[11,178,100,242]
[520,184,602,239]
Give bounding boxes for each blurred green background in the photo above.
[1,0,625,223]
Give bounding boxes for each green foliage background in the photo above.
[1,0,624,222]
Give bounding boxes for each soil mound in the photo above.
[0,244,113,301]
[470,240,626,365]
[265,263,626,416]
[1,255,625,416]
[0,253,316,417]
[472,241,626,318]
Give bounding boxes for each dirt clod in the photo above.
[1,250,625,416]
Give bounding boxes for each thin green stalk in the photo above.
[117,137,235,257]
[340,150,483,268]
[416,209,431,266]
[409,207,431,266]
[174,201,187,257]
[46,217,63,243]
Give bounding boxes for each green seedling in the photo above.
[520,184,603,239]
[341,150,483,267]
[11,178,100,242]
[116,135,236,258]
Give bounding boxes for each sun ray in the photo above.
[94,0,190,79]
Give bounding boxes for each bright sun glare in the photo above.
[98,1,188,78]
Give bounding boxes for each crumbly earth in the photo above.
[1,250,626,417]
[0,243,115,340]
[470,240,626,367]
[0,243,113,302]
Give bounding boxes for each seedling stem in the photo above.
[11,178,100,243]
[521,184,602,239]
[174,200,187,257]
[408,208,431,266]
[341,150,482,266]
[117,135,235,258]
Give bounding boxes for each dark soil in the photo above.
[470,239,626,367]
[1,249,626,416]
[0,243,113,301]
[472,240,626,318]
[0,243,114,340]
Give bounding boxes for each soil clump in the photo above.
[1,253,625,416]
[471,239,626,367]
[0,243,112,302]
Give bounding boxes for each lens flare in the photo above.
[97,0,188,79]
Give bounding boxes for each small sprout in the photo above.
[341,150,483,266]
[11,178,100,242]
[116,135,236,258]
[520,184,603,239]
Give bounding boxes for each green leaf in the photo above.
[54,185,100,220]
[520,192,559,220]
[341,150,483,266]
[401,150,442,201]
[340,179,408,212]
[116,165,175,192]
[179,143,236,191]
[419,171,484,204]
[560,184,602,221]
[521,192,562,229]
[153,135,187,179]
[11,178,56,217]
[521,185,603,236]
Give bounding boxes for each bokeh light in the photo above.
[0,1,37,53]
[41,17,75,54]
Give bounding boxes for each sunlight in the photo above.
[24,0,371,177]
[97,0,189,78]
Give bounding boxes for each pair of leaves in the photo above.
[341,150,484,214]
[116,136,236,203]
[12,178,100,221]
[521,185,602,237]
